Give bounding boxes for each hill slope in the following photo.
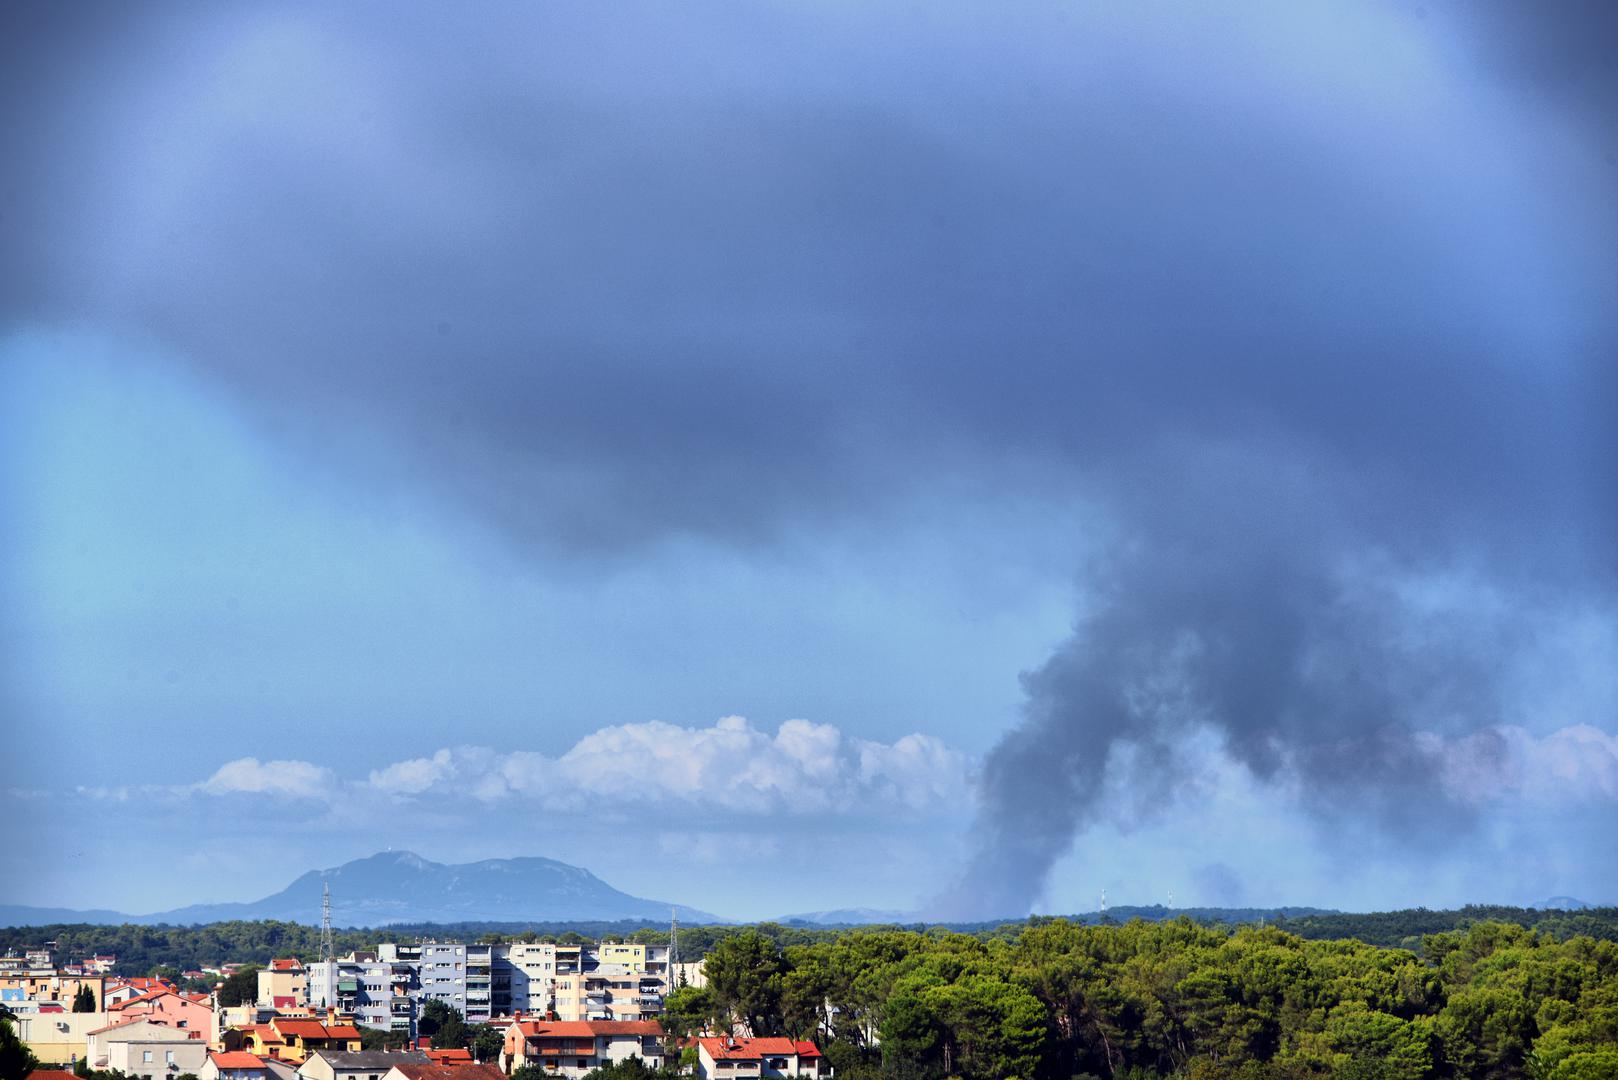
[0,851,719,927]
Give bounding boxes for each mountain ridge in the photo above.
[0,851,720,928]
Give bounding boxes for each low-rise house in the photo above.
[381,1063,504,1080]
[694,1037,829,1080]
[104,979,176,1009]
[203,1051,277,1080]
[297,1050,430,1080]
[420,1049,471,1067]
[232,1018,363,1063]
[87,1017,211,1079]
[109,990,215,1038]
[14,1012,108,1064]
[501,1019,663,1077]
[258,961,309,1011]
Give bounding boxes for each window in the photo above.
[144,1052,154,1063]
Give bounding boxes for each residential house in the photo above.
[231,1018,363,1063]
[500,1019,663,1077]
[202,1051,276,1080]
[104,979,177,1009]
[419,1049,470,1067]
[694,1037,829,1080]
[381,1063,504,1080]
[14,1011,108,1064]
[297,1050,429,1080]
[109,990,215,1039]
[87,1017,211,1079]
[258,961,309,1011]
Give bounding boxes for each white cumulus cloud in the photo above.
[365,716,974,818]
[197,756,332,799]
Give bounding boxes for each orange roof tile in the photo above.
[386,1065,504,1080]
[422,1050,472,1064]
[699,1037,819,1061]
[272,1019,360,1040]
[210,1053,269,1070]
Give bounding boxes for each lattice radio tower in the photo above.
[321,881,335,965]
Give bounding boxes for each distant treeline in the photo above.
[1,905,1614,976]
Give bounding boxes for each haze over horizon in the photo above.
[3,2,1615,923]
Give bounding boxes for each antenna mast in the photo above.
[321,881,334,965]
[669,907,679,976]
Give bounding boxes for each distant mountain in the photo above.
[0,851,719,928]
[1538,896,1591,910]
[777,907,916,926]
[0,904,134,927]
[775,904,1342,929]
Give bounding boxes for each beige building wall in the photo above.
[258,969,309,1008]
[108,1036,211,1080]
[16,1011,109,1064]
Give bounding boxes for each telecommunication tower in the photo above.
[321,881,335,965]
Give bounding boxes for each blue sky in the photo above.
[3,2,1615,921]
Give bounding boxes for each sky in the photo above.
[2,1,1615,923]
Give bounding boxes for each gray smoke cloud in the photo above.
[4,3,1615,911]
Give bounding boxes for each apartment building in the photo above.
[0,967,105,1012]
[309,958,410,1033]
[487,942,669,1021]
[553,943,669,1023]
[414,944,467,1018]
[464,945,492,1024]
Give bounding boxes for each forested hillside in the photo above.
[668,919,1618,1079]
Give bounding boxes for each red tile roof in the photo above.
[272,1019,362,1040]
[386,1065,505,1080]
[210,1053,269,1070]
[28,1071,79,1080]
[699,1037,821,1061]
[422,1050,472,1064]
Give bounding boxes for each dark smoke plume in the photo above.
[3,4,1615,914]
